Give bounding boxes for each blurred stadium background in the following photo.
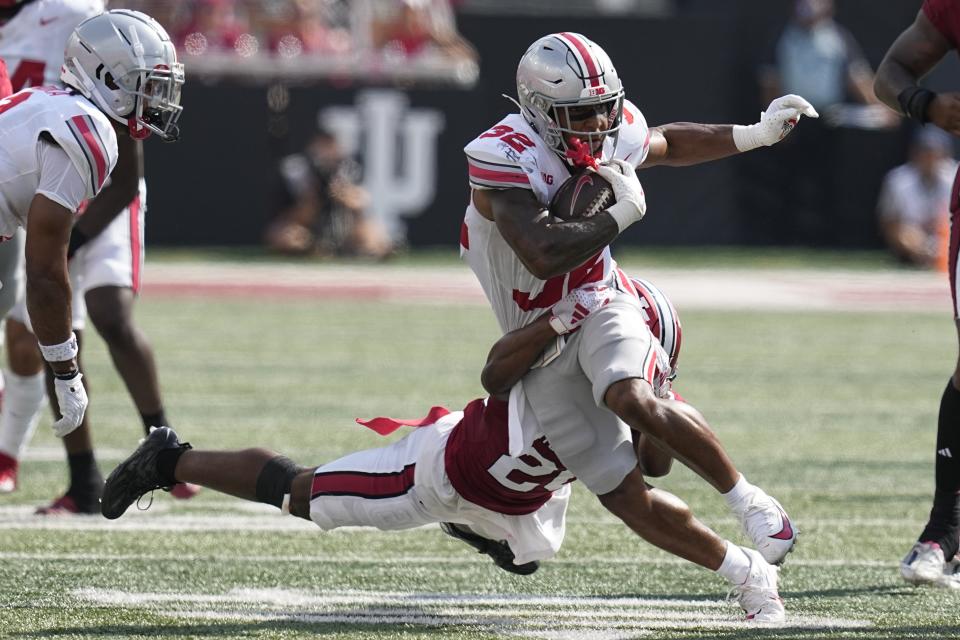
[120,0,960,255]
[5,1,960,638]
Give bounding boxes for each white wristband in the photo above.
[548,315,568,335]
[606,200,642,233]
[39,332,78,363]
[732,123,761,152]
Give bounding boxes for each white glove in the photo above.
[732,94,819,151]
[596,159,647,233]
[52,371,88,438]
[548,285,614,334]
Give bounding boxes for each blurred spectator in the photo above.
[759,0,879,111]
[174,0,249,56]
[746,0,896,246]
[249,0,352,56]
[265,128,393,259]
[116,1,181,32]
[367,0,477,63]
[878,128,958,269]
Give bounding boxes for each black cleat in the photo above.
[440,522,539,575]
[101,427,191,520]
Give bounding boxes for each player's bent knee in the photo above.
[604,378,663,433]
[598,467,651,516]
[6,319,42,374]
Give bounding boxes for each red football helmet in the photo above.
[628,276,682,376]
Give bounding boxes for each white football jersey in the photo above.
[0,86,118,237]
[461,100,650,333]
[0,0,105,91]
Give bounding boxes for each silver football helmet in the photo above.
[516,33,624,158]
[61,10,184,141]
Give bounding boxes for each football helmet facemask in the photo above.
[61,9,184,141]
[516,33,624,160]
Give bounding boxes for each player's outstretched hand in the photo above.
[52,372,88,438]
[597,159,646,233]
[733,94,819,151]
[929,93,960,137]
[549,285,614,334]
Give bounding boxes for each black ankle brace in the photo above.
[255,456,301,509]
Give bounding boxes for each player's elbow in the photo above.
[480,362,509,396]
[522,244,568,280]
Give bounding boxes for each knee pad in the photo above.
[255,456,302,508]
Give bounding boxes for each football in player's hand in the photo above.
[548,166,615,221]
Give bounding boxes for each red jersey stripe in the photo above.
[468,164,530,184]
[70,115,107,191]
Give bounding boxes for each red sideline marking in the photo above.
[141,282,487,303]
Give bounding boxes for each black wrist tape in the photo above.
[897,86,937,123]
[255,456,302,509]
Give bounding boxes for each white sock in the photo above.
[715,541,752,585]
[0,370,46,460]
[722,473,756,513]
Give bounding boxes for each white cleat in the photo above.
[729,547,785,624]
[901,542,960,588]
[942,556,960,589]
[737,490,796,565]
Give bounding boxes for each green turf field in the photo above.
[1,278,959,639]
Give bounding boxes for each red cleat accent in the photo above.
[0,451,17,493]
[35,495,82,516]
[770,506,795,541]
[169,482,201,500]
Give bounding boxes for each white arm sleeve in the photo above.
[35,139,89,214]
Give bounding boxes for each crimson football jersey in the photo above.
[444,396,574,516]
[924,0,960,50]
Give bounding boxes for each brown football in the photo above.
[548,167,615,221]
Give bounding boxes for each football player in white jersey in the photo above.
[461,32,816,620]
[0,8,183,513]
[99,277,783,620]
[0,2,192,512]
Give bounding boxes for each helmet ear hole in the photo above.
[103,73,119,91]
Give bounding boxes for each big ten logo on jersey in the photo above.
[320,90,445,241]
[487,438,575,493]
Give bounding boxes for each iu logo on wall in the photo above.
[320,90,445,241]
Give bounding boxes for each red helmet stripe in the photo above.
[630,276,681,369]
[558,32,601,87]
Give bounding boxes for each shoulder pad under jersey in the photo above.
[33,89,119,198]
[616,99,651,168]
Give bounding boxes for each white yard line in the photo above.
[2,551,896,568]
[0,503,927,532]
[72,587,873,633]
